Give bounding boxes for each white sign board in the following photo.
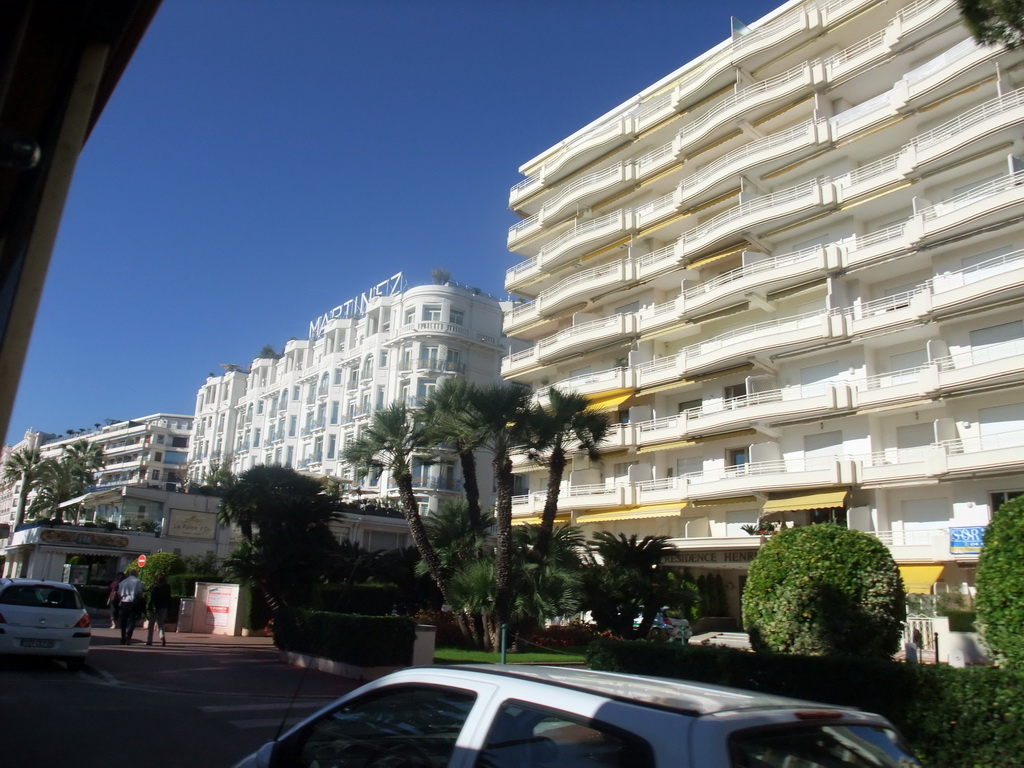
[193,582,247,636]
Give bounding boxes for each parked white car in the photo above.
[233,665,921,768]
[0,578,91,670]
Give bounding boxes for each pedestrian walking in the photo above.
[146,573,172,646]
[117,569,144,645]
[107,571,124,630]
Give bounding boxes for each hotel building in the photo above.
[503,0,1024,622]
[189,273,509,548]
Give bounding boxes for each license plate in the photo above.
[20,639,54,649]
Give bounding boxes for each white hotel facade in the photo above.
[503,0,1024,620]
[189,274,509,546]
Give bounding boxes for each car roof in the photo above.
[0,578,77,589]
[416,665,859,718]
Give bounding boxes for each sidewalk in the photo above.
[86,624,362,700]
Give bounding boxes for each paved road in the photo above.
[0,626,362,768]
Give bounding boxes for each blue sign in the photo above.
[950,526,986,555]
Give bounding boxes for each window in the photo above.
[287,686,476,768]
[330,401,340,424]
[422,304,442,322]
[678,399,701,414]
[403,307,415,326]
[992,490,1023,510]
[253,428,261,448]
[731,724,919,767]
[726,447,749,469]
[154,452,163,462]
[156,435,165,444]
[150,470,160,480]
[293,386,300,399]
[286,446,294,467]
[327,435,336,460]
[480,702,652,768]
[334,368,344,385]
[172,437,188,448]
[450,308,464,326]
[289,416,297,437]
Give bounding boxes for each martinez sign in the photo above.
[309,272,405,340]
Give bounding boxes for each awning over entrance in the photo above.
[636,439,695,454]
[585,391,634,413]
[576,502,687,524]
[899,565,945,594]
[762,489,848,514]
[511,514,570,527]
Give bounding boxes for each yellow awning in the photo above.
[691,495,759,507]
[512,514,571,527]
[576,502,687,524]
[637,378,697,396]
[586,391,634,413]
[762,489,849,514]
[637,438,696,454]
[899,565,945,594]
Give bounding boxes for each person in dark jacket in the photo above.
[146,573,173,646]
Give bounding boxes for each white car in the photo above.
[233,665,921,768]
[0,578,91,670]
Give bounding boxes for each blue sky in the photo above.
[7,0,780,443]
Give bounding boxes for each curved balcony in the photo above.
[503,259,631,336]
[907,88,1024,172]
[901,38,997,108]
[919,170,1024,245]
[857,428,1024,484]
[535,366,633,401]
[536,313,637,365]
[731,2,819,68]
[675,63,819,158]
[532,116,636,192]
[686,456,851,500]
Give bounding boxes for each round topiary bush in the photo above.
[742,524,905,658]
[130,552,186,590]
[976,495,1024,670]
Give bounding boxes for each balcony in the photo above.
[686,456,852,499]
[536,314,636,364]
[942,429,1024,477]
[919,171,1024,245]
[675,63,818,158]
[511,482,629,516]
[535,367,633,401]
[935,339,1024,393]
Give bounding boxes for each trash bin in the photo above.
[177,597,195,633]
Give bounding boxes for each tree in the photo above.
[219,465,338,610]
[959,0,1024,47]
[527,388,611,561]
[421,379,486,537]
[2,447,43,529]
[129,552,186,590]
[343,403,451,604]
[30,457,85,523]
[581,531,692,639]
[465,383,534,639]
[976,494,1024,669]
[742,524,905,658]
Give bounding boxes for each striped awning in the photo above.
[585,391,634,413]
[899,565,945,594]
[762,489,848,514]
[576,502,687,524]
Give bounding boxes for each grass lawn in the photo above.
[434,645,588,665]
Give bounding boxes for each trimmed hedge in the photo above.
[274,607,416,668]
[167,572,221,598]
[585,640,1024,768]
[311,583,400,616]
[976,495,1024,669]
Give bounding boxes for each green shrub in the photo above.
[312,583,400,616]
[130,552,186,590]
[976,495,1024,669]
[942,610,976,633]
[743,524,905,658]
[585,640,1024,768]
[168,572,222,598]
[274,607,416,667]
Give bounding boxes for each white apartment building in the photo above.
[190,273,509,529]
[503,0,1024,624]
[1,414,193,529]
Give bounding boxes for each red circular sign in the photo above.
[137,555,147,568]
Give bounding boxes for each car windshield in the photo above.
[0,585,82,610]
[731,724,921,767]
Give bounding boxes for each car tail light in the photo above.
[74,613,91,628]
[0,611,5,623]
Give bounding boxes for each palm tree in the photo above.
[30,457,85,523]
[466,383,534,638]
[63,439,104,485]
[582,532,691,639]
[527,388,611,561]
[2,447,43,529]
[420,378,486,537]
[343,403,451,604]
